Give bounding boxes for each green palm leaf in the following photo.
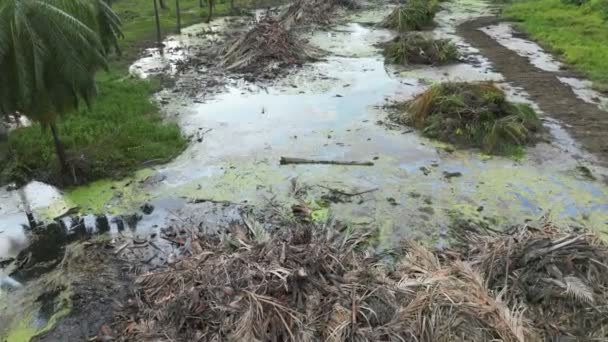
[0,0,122,122]
[0,0,122,175]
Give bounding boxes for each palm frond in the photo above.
[562,276,595,304]
[0,0,122,121]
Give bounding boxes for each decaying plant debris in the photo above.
[383,33,459,65]
[381,0,439,32]
[221,0,356,74]
[390,82,542,155]
[280,0,359,28]
[221,17,319,72]
[457,223,608,338]
[112,220,608,341]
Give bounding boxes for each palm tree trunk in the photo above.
[153,0,162,47]
[199,0,203,8]
[207,0,213,23]
[159,0,167,9]
[230,0,234,13]
[175,0,181,33]
[49,122,68,175]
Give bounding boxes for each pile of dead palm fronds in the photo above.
[221,0,356,74]
[221,17,318,72]
[280,0,359,28]
[457,223,608,339]
[390,82,542,155]
[113,221,608,341]
[381,0,439,32]
[382,33,459,65]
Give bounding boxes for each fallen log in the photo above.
[280,157,374,166]
[317,185,379,196]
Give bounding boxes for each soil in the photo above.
[33,243,132,342]
[458,17,608,166]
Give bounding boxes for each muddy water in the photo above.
[2,0,608,339]
[1,0,607,258]
[135,0,608,242]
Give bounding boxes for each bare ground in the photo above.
[458,17,608,166]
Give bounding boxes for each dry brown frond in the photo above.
[113,220,608,341]
[221,17,319,73]
[458,223,608,338]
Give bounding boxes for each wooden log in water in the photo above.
[280,157,374,166]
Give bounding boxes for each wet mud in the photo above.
[2,0,608,340]
[459,17,608,166]
[32,241,131,342]
[1,233,129,342]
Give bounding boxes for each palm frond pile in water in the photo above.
[221,17,319,72]
[221,0,358,74]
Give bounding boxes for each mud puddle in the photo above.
[1,0,608,339]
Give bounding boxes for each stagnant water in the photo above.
[1,0,608,337]
[2,0,608,259]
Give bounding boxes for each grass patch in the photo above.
[504,0,608,90]
[381,0,439,32]
[390,82,542,155]
[383,33,459,65]
[1,73,186,185]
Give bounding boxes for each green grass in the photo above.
[505,0,608,90]
[112,0,238,67]
[1,0,285,186]
[1,73,186,185]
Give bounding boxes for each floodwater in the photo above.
[1,0,607,260]
[2,0,608,339]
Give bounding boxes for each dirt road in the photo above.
[459,17,608,167]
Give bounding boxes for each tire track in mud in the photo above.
[458,16,608,167]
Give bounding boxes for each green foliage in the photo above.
[0,0,123,124]
[392,82,542,155]
[505,0,608,89]
[592,0,608,20]
[0,0,283,186]
[383,33,459,65]
[0,74,186,185]
[561,0,588,5]
[381,0,439,32]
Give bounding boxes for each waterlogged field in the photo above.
[1,0,608,340]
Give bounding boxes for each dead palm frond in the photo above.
[114,220,608,341]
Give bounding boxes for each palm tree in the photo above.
[175,0,181,33]
[0,0,122,177]
[207,0,215,23]
[153,0,162,46]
